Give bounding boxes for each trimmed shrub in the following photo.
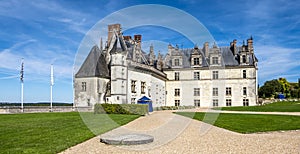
[94,103,148,115]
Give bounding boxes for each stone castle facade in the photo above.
[74,24,258,108]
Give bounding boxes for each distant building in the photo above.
[74,24,258,108]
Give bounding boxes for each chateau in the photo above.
[74,24,258,108]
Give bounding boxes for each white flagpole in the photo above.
[20,58,24,112]
[50,64,54,112]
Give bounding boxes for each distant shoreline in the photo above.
[0,102,73,107]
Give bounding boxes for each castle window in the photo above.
[226,87,232,96]
[141,81,146,94]
[213,88,218,96]
[131,80,136,93]
[242,55,246,63]
[131,98,136,104]
[175,72,180,80]
[82,82,86,92]
[213,71,219,79]
[174,59,180,66]
[243,87,247,96]
[194,88,200,96]
[175,100,180,106]
[212,57,218,64]
[193,57,200,65]
[213,99,218,107]
[194,100,200,107]
[243,99,249,106]
[175,88,180,96]
[243,70,247,78]
[226,99,232,106]
[194,72,200,80]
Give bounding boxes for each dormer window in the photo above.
[212,57,218,64]
[242,55,246,63]
[191,55,202,67]
[194,58,200,65]
[174,59,180,66]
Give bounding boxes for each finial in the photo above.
[213,42,217,48]
[194,44,198,49]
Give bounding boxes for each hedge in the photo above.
[94,103,148,115]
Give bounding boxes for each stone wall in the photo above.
[0,106,93,114]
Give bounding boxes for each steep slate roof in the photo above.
[220,47,239,66]
[75,45,110,78]
[164,46,257,68]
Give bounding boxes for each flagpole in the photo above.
[20,58,24,113]
[50,64,54,112]
[21,81,24,112]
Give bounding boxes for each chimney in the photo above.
[230,39,237,55]
[203,42,209,58]
[123,36,132,41]
[247,37,253,53]
[134,35,142,43]
[107,24,121,45]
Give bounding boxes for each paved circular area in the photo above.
[100,134,154,145]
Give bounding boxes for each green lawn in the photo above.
[216,101,300,112]
[0,112,139,153]
[175,112,300,133]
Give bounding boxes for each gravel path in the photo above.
[61,110,300,154]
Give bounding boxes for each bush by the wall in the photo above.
[94,103,148,115]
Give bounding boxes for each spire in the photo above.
[100,37,103,50]
[149,44,155,65]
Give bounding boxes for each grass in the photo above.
[0,112,139,153]
[175,112,300,133]
[216,101,300,112]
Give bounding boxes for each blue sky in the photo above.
[0,0,299,103]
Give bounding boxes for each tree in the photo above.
[278,78,291,98]
[258,79,283,98]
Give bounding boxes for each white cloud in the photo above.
[0,40,74,83]
[255,45,300,83]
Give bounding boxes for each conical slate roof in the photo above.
[75,45,110,78]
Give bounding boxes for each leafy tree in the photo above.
[258,79,283,98]
[278,78,291,98]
